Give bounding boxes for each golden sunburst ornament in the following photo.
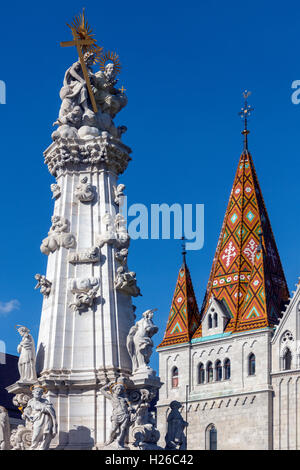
[98,51,122,74]
[67,9,103,62]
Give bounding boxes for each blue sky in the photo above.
[0,0,300,372]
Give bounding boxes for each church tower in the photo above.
[157,92,289,450]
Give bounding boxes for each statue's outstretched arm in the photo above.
[99,383,111,400]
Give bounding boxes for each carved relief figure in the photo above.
[165,401,188,450]
[114,266,141,297]
[126,310,158,373]
[34,274,52,297]
[115,248,128,266]
[131,389,160,450]
[16,326,37,383]
[68,246,100,264]
[69,277,99,314]
[22,386,57,450]
[100,381,133,449]
[40,215,76,255]
[75,176,96,202]
[0,407,10,450]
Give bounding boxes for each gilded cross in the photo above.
[119,86,126,94]
[60,28,98,113]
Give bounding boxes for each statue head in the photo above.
[112,383,125,397]
[104,63,116,80]
[31,386,44,399]
[83,51,95,67]
[16,325,30,337]
[170,400,182,411]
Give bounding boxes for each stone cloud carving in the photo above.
[68,246,100,264]
[75,176,96,203]
[40,215,76,255]
[16,326,37,383]
[34,274,52,297]
[127,309,158,376]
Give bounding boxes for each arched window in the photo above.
[248,353,255,376]
[198,363,205,384]
[207,361,213,383]
[206,424,217,450]
[208,314,213,329]
[215,360,222,381]
[171,367,179,388]
[283,348,292,370]
[214,313,218,328]
[224,358,231,380]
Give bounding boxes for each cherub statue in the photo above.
[34,274,52,297]
[100,381,133,449]
[126,309,158,374]
[16,326,37,383]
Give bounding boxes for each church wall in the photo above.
[157,329,273,449]
[271,284,300,449]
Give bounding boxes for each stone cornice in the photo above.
[44,134,132,177]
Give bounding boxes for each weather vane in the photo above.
[238,90,254,150]
[60,10,103,113]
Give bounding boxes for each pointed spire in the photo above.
[158,257,201,348]
[239,90,254,151]
[193,143,289,339]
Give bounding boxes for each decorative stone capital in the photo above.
[44,134,132,177]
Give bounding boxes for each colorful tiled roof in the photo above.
[193,150,289,338]
[158,261,201,348]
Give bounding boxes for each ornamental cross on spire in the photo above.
[239,90,254,150]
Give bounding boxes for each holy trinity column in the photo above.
[34,12,141,449]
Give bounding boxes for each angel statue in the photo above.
[126,309,158,374]
[22,386,57,450]
[16,325,37,383]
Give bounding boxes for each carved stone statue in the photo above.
[130,389,160,450]
[52,52,128,141]
[165,401,188,450]
[40,215,76,255]
[16,326,37,383]
[100,381,133,449]
[0,407,10,450]
[50,183,61,200]
[115,248,128,266]
[22,386,57,450]
[113,183,125,206]
[34,274,52,297]
[126,310,158,374]
[94,64,127,118]
[10,425,32,450]
[114,266,141,297]
[75,176,96,203]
